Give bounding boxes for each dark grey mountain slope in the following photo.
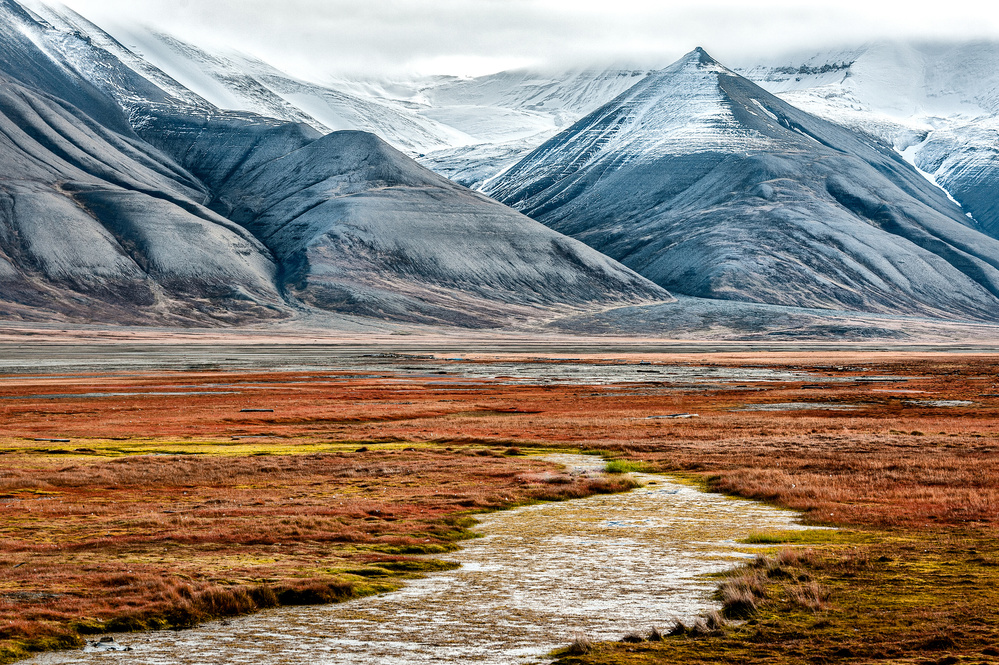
[741,42,999,242]
[487,48,999,321]
[915,119,999,239]
[0,0,133,132]
[135,108,670,325]
[0,4,286,323]
[0,0,670,326]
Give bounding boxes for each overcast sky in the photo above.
[54,0,999,78]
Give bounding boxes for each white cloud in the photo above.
[53,0,999,78]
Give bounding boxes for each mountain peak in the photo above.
[487,48,999,322]
[691,46,717,64]
[636,47,735,94]
[674,46,725,71]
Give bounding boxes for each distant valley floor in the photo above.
[4,293,999,350]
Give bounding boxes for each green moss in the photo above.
[274,580,365,606]
[738,528,857,545]
[365,542,461,555]
[338,567,393,578]
[67,619,106,635]
[375,559,460,574]
[416,515,481,542]
[0,633,83,665]
[605,460,653,474]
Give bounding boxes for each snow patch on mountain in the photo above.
[741,40,999,236]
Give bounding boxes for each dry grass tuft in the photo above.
[719,571,767,619]
[705,610,725,631]
[565,633,593,655]
[687,617,711,636]
[786,580,831,612]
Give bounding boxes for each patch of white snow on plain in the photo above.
[905,399,975,407]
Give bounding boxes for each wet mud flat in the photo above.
[0,339,959,380]
[28,456,810,665]
[0,343,834,384]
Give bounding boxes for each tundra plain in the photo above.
[1,340,998,664]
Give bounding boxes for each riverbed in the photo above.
[30,455,811,665]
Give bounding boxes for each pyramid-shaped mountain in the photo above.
[487,48,999,320]
[0,0,669,326]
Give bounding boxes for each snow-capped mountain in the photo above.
[15,1,472,154]
[0,0,671,326]
[24,3,995,230]
[486,48,999,321]
[741,40,999,237]
[412,67,654,186]
[5,0,999,331]
[15,1,652,186]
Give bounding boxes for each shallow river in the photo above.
[32,455,810,665]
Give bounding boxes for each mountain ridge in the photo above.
[3,1,999,334]
[0,0,672,327]
[486,47,999,321]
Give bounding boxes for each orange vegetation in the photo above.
[2,350,999,662]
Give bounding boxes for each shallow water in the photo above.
[734,402,863,411]
[31,455,811,665]
[0,346,828,385]
[0,392,240,400]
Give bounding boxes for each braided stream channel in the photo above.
[32,454,811,665]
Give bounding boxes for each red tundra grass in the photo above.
[1,350,999,663]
